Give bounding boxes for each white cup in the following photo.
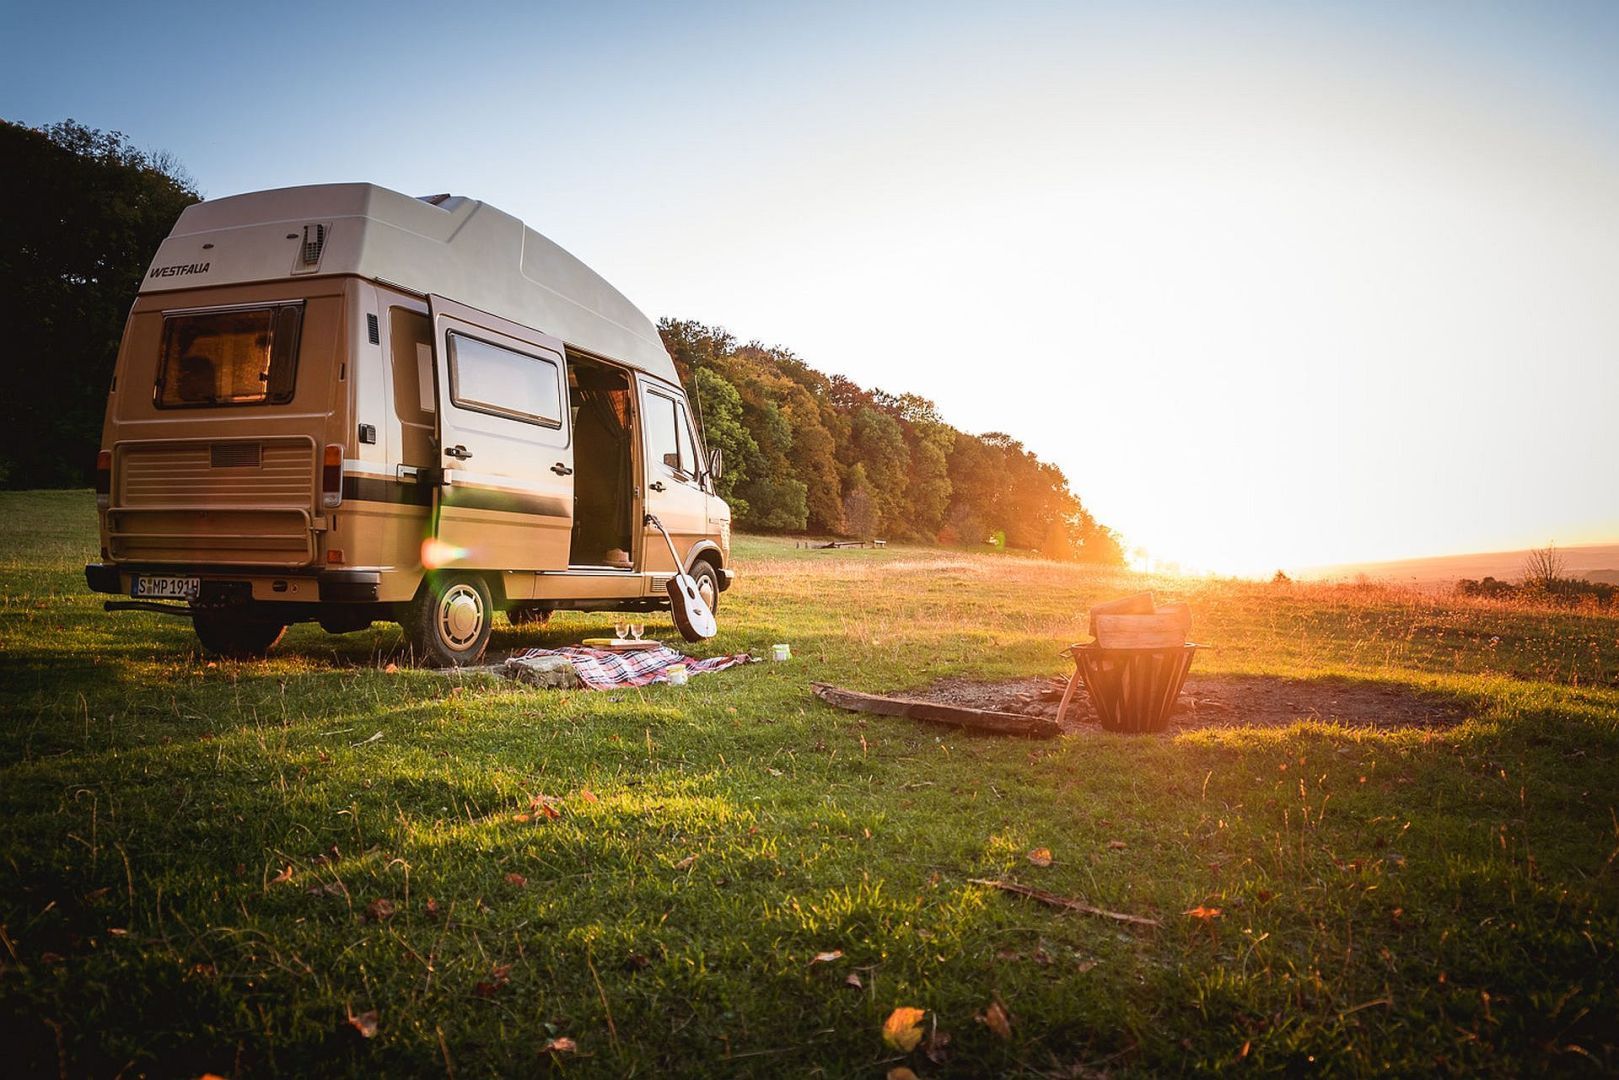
[771,643,791,662]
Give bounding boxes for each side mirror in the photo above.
[707,447,724,482]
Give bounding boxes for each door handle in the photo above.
[649,481,665,492]
[551,462,573,476]
[445,445,473,460]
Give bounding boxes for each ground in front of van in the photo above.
[0,488,1615,1077]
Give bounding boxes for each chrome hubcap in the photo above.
[698,575,717,610]
[437,583,485,649]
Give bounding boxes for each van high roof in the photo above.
[140,183,677,382]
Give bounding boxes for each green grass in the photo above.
[1,490,1615,1076]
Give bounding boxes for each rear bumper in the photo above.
[718,567,736,592]
[85,564,381,604]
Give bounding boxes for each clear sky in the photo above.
[5,0,1617,575]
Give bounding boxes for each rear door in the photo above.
[428,295,573,571]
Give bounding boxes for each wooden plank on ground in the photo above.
[811,683,1060,738]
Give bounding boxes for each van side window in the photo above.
[447,332,562,427]
[155,304,303,408]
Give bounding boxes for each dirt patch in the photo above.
[916,673,1468,735]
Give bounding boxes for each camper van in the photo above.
[84,184,733,665]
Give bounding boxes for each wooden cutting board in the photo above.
[581,638,662,651]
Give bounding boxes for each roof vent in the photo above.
[300,223,327,265]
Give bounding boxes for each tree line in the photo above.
[662,320,1124,562]
[0,118,200,488]
[0,117,1125,564]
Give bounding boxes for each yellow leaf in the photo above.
[981,1000,1013,1040]
[882,1006,926,1051]
[1185,905,1223,920]
[1026,847,1053,867]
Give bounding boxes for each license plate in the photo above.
[131,575,201,601]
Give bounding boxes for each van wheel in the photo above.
[691,561,721,613]
[193,610,287,659]
[402,572,493,666]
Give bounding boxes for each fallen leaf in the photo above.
[366,898,395,922]
[1185,905,1223,920]
[474,963,513,998]
[384,663,399,674]
[811,949,843,965]
[106,927,128,937]
[270,865,295,886]
[347,1008,379,1038]
[887,1069,920,1080]
[1107,840,1128,851]
[505,873,528,887]
[981,1000,1013,1040]
[624,952,651,972]
[579,787,599,803]
[673,854,698,870]
[1026,847,1053,867]
[844,971,863,989]
[1076,958,1098,973]
[882,1006,927,1051]
[424,897,440,917]
[922,1027,952,1064]
[541,1036,577,1054]
[512,813,532,823]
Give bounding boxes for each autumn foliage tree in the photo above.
[659,318,1124,564]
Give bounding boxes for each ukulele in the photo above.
[644,513,717,641]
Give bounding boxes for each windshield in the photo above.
[154,304,303,408]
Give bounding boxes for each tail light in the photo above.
[95,450,112,508]
[321,444,344,508]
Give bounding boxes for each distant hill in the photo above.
[1298,543,1619,586]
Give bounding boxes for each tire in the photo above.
[193,609,287,659]
[507,604,553,627]
[400,572,494,667]
[689,560,721,614]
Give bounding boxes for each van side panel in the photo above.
[324,288,435,603]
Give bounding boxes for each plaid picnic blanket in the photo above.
[508,645,754,690]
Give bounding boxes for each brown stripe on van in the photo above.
[441,485,568,519]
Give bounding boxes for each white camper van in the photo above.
[85,184,733,665]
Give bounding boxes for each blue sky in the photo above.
[6,1,1618,571]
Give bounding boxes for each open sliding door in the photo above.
[428,295,573,571]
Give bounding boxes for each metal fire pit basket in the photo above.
[1062,643,1200,734]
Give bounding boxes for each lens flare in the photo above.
[420,537,467,569]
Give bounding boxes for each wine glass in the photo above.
[614,621,629,641]
[629,621,645,641]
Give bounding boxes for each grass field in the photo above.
[1,490,1616,1077]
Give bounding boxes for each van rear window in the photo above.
[155,304,303,408]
